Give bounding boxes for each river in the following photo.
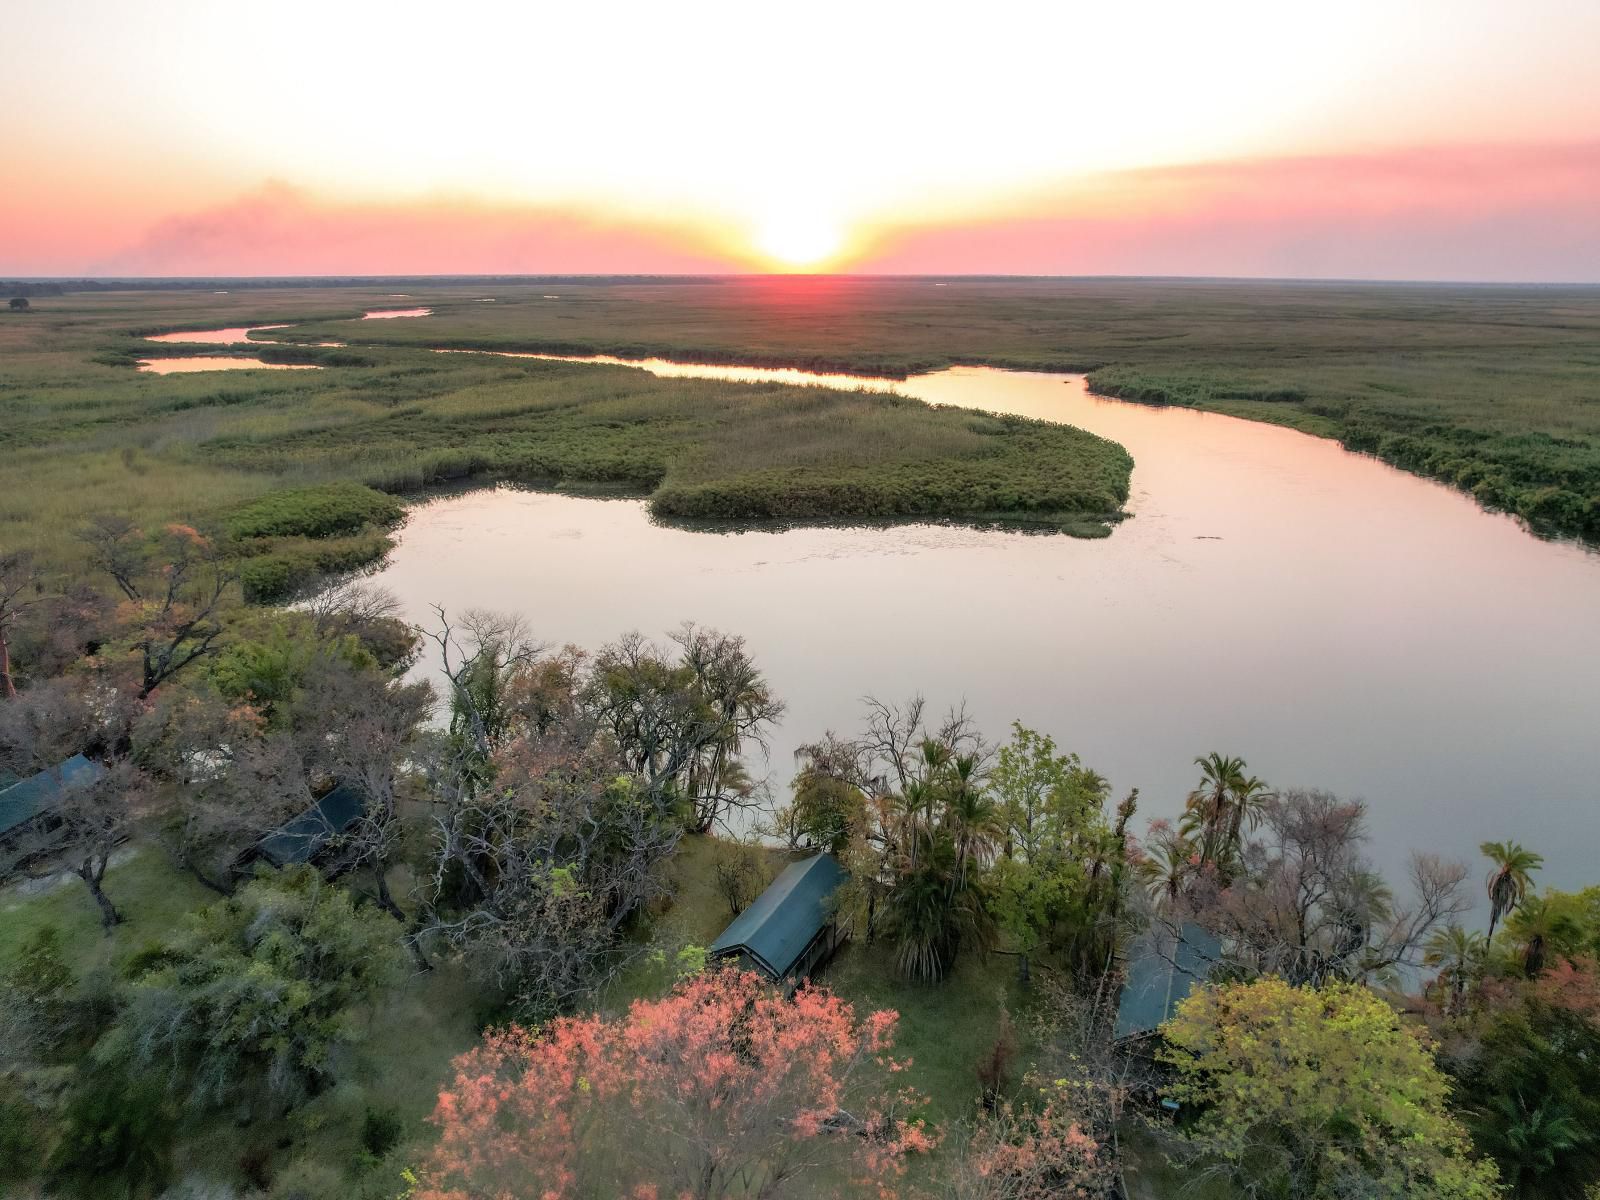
[358,360,1600,893]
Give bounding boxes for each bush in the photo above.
[0,1086,39,1181]
[47,1066,176,1199]
[112,867,405,1112]
[225,482,403,541]
[361,1104,404,1159]
[238,532,394,603]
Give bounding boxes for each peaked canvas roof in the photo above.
[256,782,364,867]
[1114,921,1222,1040]
[0,754,104,839]
[710,852,846,979]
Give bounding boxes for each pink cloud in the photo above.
[856,143,1600,282]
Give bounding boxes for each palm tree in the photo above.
[1138,830,1195,910]
[944,752,1001,889]
[1184,753,1271,880]
[1424,924,1487,1016]
[1504,894,1581,978]
[1482,841,1544,943]
[1475,1094,1590,1199]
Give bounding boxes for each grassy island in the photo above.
[1,287,1133,596]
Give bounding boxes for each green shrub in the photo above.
[47,1066,176,1198]
[360,1104,404,1159]
[225,482,403,541]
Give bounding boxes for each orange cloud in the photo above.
[82,184,738,276]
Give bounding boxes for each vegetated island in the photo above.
[1,286,1132,601]
[265,276,1600,545]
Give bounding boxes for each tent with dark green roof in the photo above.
[1114,921,1221,1041]
[710,853,849,983]
[0,754,104,844]
[254,782,365,869]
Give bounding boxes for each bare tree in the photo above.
[1203,789,1469,986]
[0,549,40,699]
[0,678,154,929]
[294,653,432,923]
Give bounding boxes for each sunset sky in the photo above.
[6,0,1599,280]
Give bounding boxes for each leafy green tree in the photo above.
[1483,840,1543,942]
[1502,886,1600,974]
[1161,977,1501,1199]
[987,723,1127,979]
[111,867,402,1111]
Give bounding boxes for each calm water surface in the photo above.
[145,324,289,344]
[136,357,320,374]
[365,365,1600,890]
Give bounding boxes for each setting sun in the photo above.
[754,212,844,270]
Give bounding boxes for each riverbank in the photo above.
[265,277,1600,544]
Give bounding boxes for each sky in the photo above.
[4,0,1599,280]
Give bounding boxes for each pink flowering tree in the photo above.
[417,967,932,1200]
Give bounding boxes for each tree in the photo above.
[987,723,1129,981]
[712,837,770,916]
[939,1080,1116,1199]
[0,676,152,929]
[1483,840,1544,943]
[1207,789,1469,985]
[1180,752,1271,882]
[1160,977,1501,1199]
[0,549,40,699]
[7,297,27,311]
[1425,924,1488,1017]
[80,518,234,699]
[1445,957,1600,1198]
[111,867,402,1111]
[416,967,932,1200]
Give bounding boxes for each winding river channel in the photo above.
[381,363,1600,891]
[145,318,1600,889]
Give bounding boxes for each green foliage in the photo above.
[207,609,373,718]
[46,1065,177,1199]
[360,1104,404,1159]
[112,867,404,1111]
[237,532,394,603]
[788,770,866,855]
[225,482,404,541]
[6,925,76,1034]
[1161,977,1501,1200]
[0,1085,39,1181]
[1451,962,1600,1197]
[988,724,1127,976]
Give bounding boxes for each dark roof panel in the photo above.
[256,783,364,867]
[710,853,846,978]
[1114,921,1221,1040]
[0,754,104,838]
